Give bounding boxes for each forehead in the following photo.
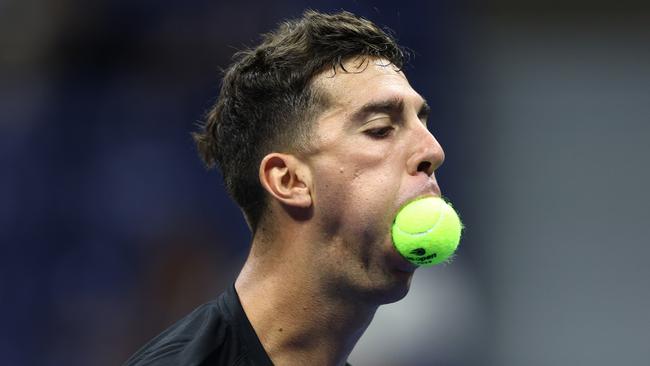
[312,57,422,113]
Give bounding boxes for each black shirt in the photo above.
[124,285,274,366]
[125,285,353,366]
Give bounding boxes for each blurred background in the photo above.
[1,1,649,365]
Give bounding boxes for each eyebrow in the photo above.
[351,96,431,125]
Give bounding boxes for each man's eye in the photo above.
[365,126,394,138]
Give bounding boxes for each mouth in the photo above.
[392,255,419,273]
[399,178,442,210]
[385,239,419,273]
[386,179,442,273]
[419,178,442,199]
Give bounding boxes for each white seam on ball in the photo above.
[394,208,445,237]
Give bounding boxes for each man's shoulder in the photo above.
[124,291,236,366]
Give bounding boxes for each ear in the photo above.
[259,153,312,208]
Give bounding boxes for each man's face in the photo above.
[303,57,445,304]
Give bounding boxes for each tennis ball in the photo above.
[391,196,463,267]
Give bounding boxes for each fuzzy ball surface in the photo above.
[391,196,463,266]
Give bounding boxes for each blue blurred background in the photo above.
[1,1,649,365]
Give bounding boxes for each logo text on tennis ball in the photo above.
[409,248,427,256]
[407,248,437,264]
[391,196,462,267]
[401,243,438,265]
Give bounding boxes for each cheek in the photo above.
[314,150,401,229]
[349,146,402,197]
[348,166,399,228]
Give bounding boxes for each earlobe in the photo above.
[259,153,312,208]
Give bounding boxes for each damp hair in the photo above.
[193,10,407,233]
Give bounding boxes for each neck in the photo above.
[235,231,377,366]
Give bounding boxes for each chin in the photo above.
[359,270,414,305]
[382,271,414,304]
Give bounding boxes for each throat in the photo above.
[235,264,377,366]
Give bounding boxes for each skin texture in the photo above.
[235,57,445,366]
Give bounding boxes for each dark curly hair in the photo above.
[193,10,406,233]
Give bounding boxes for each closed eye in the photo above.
[365,126,394,139]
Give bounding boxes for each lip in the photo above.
[421,177,442,198]
[402,178,442,208]
[389,249,419,273]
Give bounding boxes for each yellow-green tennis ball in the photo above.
[391,196,463,267]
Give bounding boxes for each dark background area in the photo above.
[1,1,649,365]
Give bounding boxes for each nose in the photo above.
[406,124,445,177]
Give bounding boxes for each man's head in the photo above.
[194,10,405,232]
[196,10,445,303]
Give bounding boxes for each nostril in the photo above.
[417,161,432,175]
